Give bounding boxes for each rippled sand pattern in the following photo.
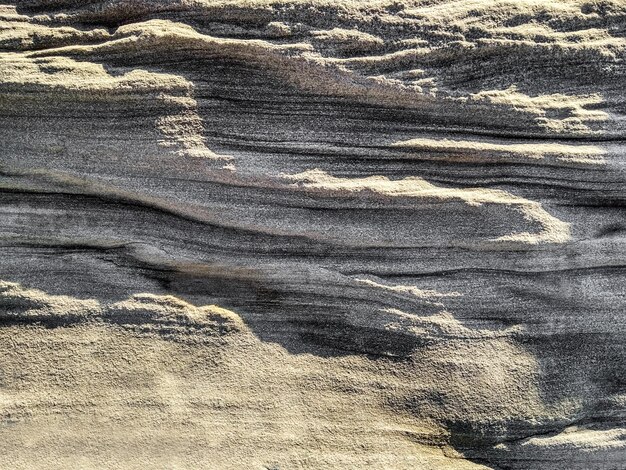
[1,1,626,468]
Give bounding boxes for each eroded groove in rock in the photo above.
[1,1,625,469]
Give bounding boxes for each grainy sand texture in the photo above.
[1,1,626,468]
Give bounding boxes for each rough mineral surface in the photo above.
[1,1,625,468]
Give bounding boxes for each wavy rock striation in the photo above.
[1,1,626,468]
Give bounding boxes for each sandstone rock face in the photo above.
[1,1,625,468]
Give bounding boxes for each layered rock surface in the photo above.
[1,1,626,468]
